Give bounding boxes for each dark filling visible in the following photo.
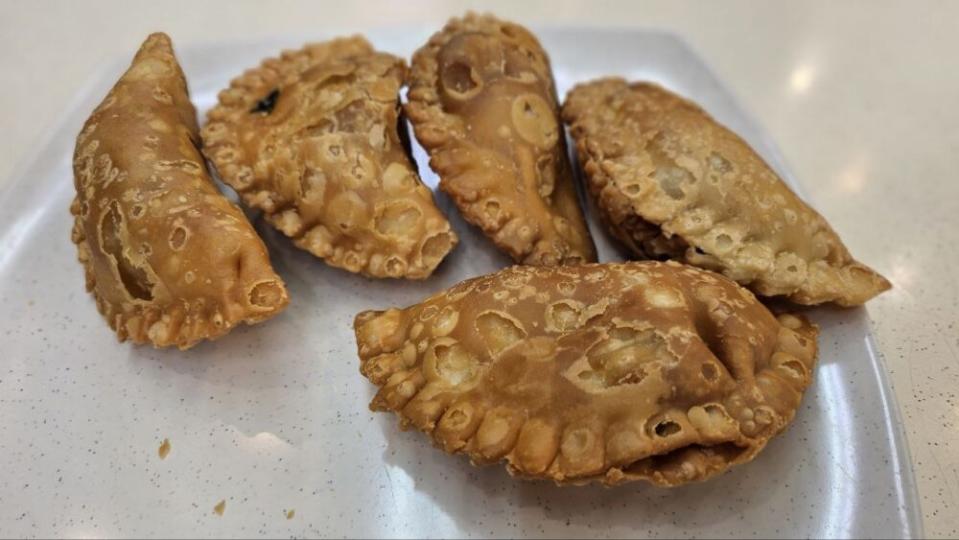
[621,214,689,260]
[250,88,280,114]
[623,442,748,480]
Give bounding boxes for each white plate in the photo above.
[0,28,921,538]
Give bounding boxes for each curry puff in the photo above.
[202,37,457,279]
[355,261,818,486]
[406,14,596,266]
[71,33,289,349]
[563,79,890,306]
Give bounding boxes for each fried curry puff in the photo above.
[355,261,818,486]
[563,79,890,306]
[406,14,595,266]
[71,33,289,349]
[202,37,457,279]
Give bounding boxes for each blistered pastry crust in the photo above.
[71,33,289,349]
[406,13,595,266]
[202,37,457,279]
[355,261,818,486]
[562,79,890,306]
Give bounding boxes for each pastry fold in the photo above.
[406,13,596,266]
[71,33,289,349]
[563,79,890,306]
[202,37,457,279]
[355,261,818,486]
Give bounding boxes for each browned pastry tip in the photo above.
[406,13,596,266]
[71,32,289,349]
[355,260,818,486]
[202,37,457,279]
[562,78,890,306]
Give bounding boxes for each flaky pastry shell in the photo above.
[355,261,818,486]
[406,13,596,266]
[202,37,457,279]
[563,79,890,306]
[71,33,289,349]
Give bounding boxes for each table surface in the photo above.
[1,1,956,537]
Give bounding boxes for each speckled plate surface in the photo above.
[0,28,921,538]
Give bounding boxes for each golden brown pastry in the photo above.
[354,261,818,486]
[71,33,289,349]
[406,13,596,266]
[202,37,457,279]
[563,79,890,306]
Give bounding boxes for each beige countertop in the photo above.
[2,0,956,537]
